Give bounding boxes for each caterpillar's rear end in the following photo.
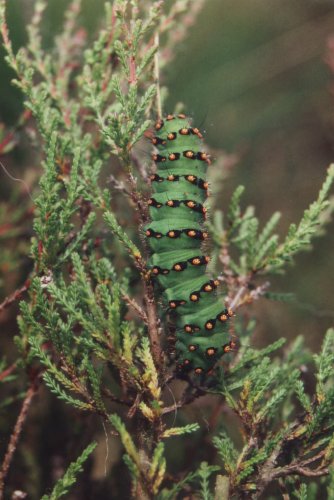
[145,114,234,376]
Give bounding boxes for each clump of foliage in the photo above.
[0,1,334,499]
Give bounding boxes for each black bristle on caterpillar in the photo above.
[145,114,234,376]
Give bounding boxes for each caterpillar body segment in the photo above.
[146,114,233,375]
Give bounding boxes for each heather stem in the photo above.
[0,378,39,499]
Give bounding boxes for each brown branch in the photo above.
[0,363,17,383]
[0,377,39,499]
[101,387,132,407]
[161,402,184,415]
[245,425,332,499]
[290,466,329,478]
[271,448,330,480]
[122,292,148,324]
[277,478,290,500]
[162,387,206,415]
[127,173,150,224]
[126,172,163,368]
[0,280,30,315]
[143,277,163,367]
[128,55,137,85]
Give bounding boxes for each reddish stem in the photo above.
[0,377,39,499]
[0,363,17,383]
[0,280,31,315]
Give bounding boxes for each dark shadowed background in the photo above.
[0,0,334,497]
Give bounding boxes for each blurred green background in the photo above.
[1,0,334,496]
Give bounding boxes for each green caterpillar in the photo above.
[145,114,234,375]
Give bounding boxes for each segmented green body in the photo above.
[145,114,233,375]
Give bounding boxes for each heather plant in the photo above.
[0,1,334,499]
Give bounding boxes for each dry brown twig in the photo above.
[0,375,40,499]
[0,280,31,315]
